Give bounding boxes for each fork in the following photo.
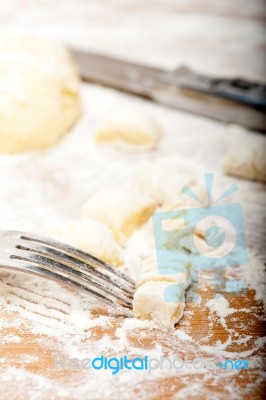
[0,230,135,317]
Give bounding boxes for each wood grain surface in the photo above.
[1,269,265,399]
[0,1,265,399]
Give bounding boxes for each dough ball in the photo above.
[133,160,200,205]
[134,251,191,328]
[133,281,187,329]
[140,254,159,273]
[94,108,164,149]
[0,34,82,153]
[224,136,266,182]
[81,187,156,244]
[50,219,122,267]
[150,189,211,256]
[136,269,190,288]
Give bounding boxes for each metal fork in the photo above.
[0,230,135,317]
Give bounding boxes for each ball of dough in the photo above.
[136,269,190,288]
[0,34,82,153]
[134,251,191,328]
[224,137,266,182]
[81,186,156,244]
[133,159,198,205]
[94,108,164,149]
[50,219,123,267]
[133,280,187,329]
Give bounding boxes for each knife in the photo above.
[71,49,266,131]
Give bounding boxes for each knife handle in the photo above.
[161,67,266,112]
[198,77,266,111]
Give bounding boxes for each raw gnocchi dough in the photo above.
[0,34,82,153]
[81,187,156,244]
[136,264,190,288]
[50,219,122,266]
[94,108,163,149]
[133,160,201,205]
[132,192,206,328]
[133,248,191,329]
[224,136,266,182]
[133,274,190,329]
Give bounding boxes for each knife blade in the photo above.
[71,49,266,131]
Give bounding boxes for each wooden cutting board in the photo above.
[0,1,265,398]
[1,269,265,399]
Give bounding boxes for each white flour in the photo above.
[0,0,266,398]
[0,85,262,400]
[0,84,265,399]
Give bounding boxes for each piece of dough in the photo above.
[94,108,163,149]
[136,267,190,288]
[50,219,122,266]
[141,197,207,259]
[133,279,190,330]
[224,137,266,182]
[0,34,82,153]
[81,187,156,244]
[133,159,206,205]
[133,249,191,329]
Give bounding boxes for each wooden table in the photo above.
[0,1,265,399]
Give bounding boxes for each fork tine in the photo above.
[11,253,133,308]
[16,243,134,298]
[4,260,133,317]
[0,230,136,318]
[21,233,136,287]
